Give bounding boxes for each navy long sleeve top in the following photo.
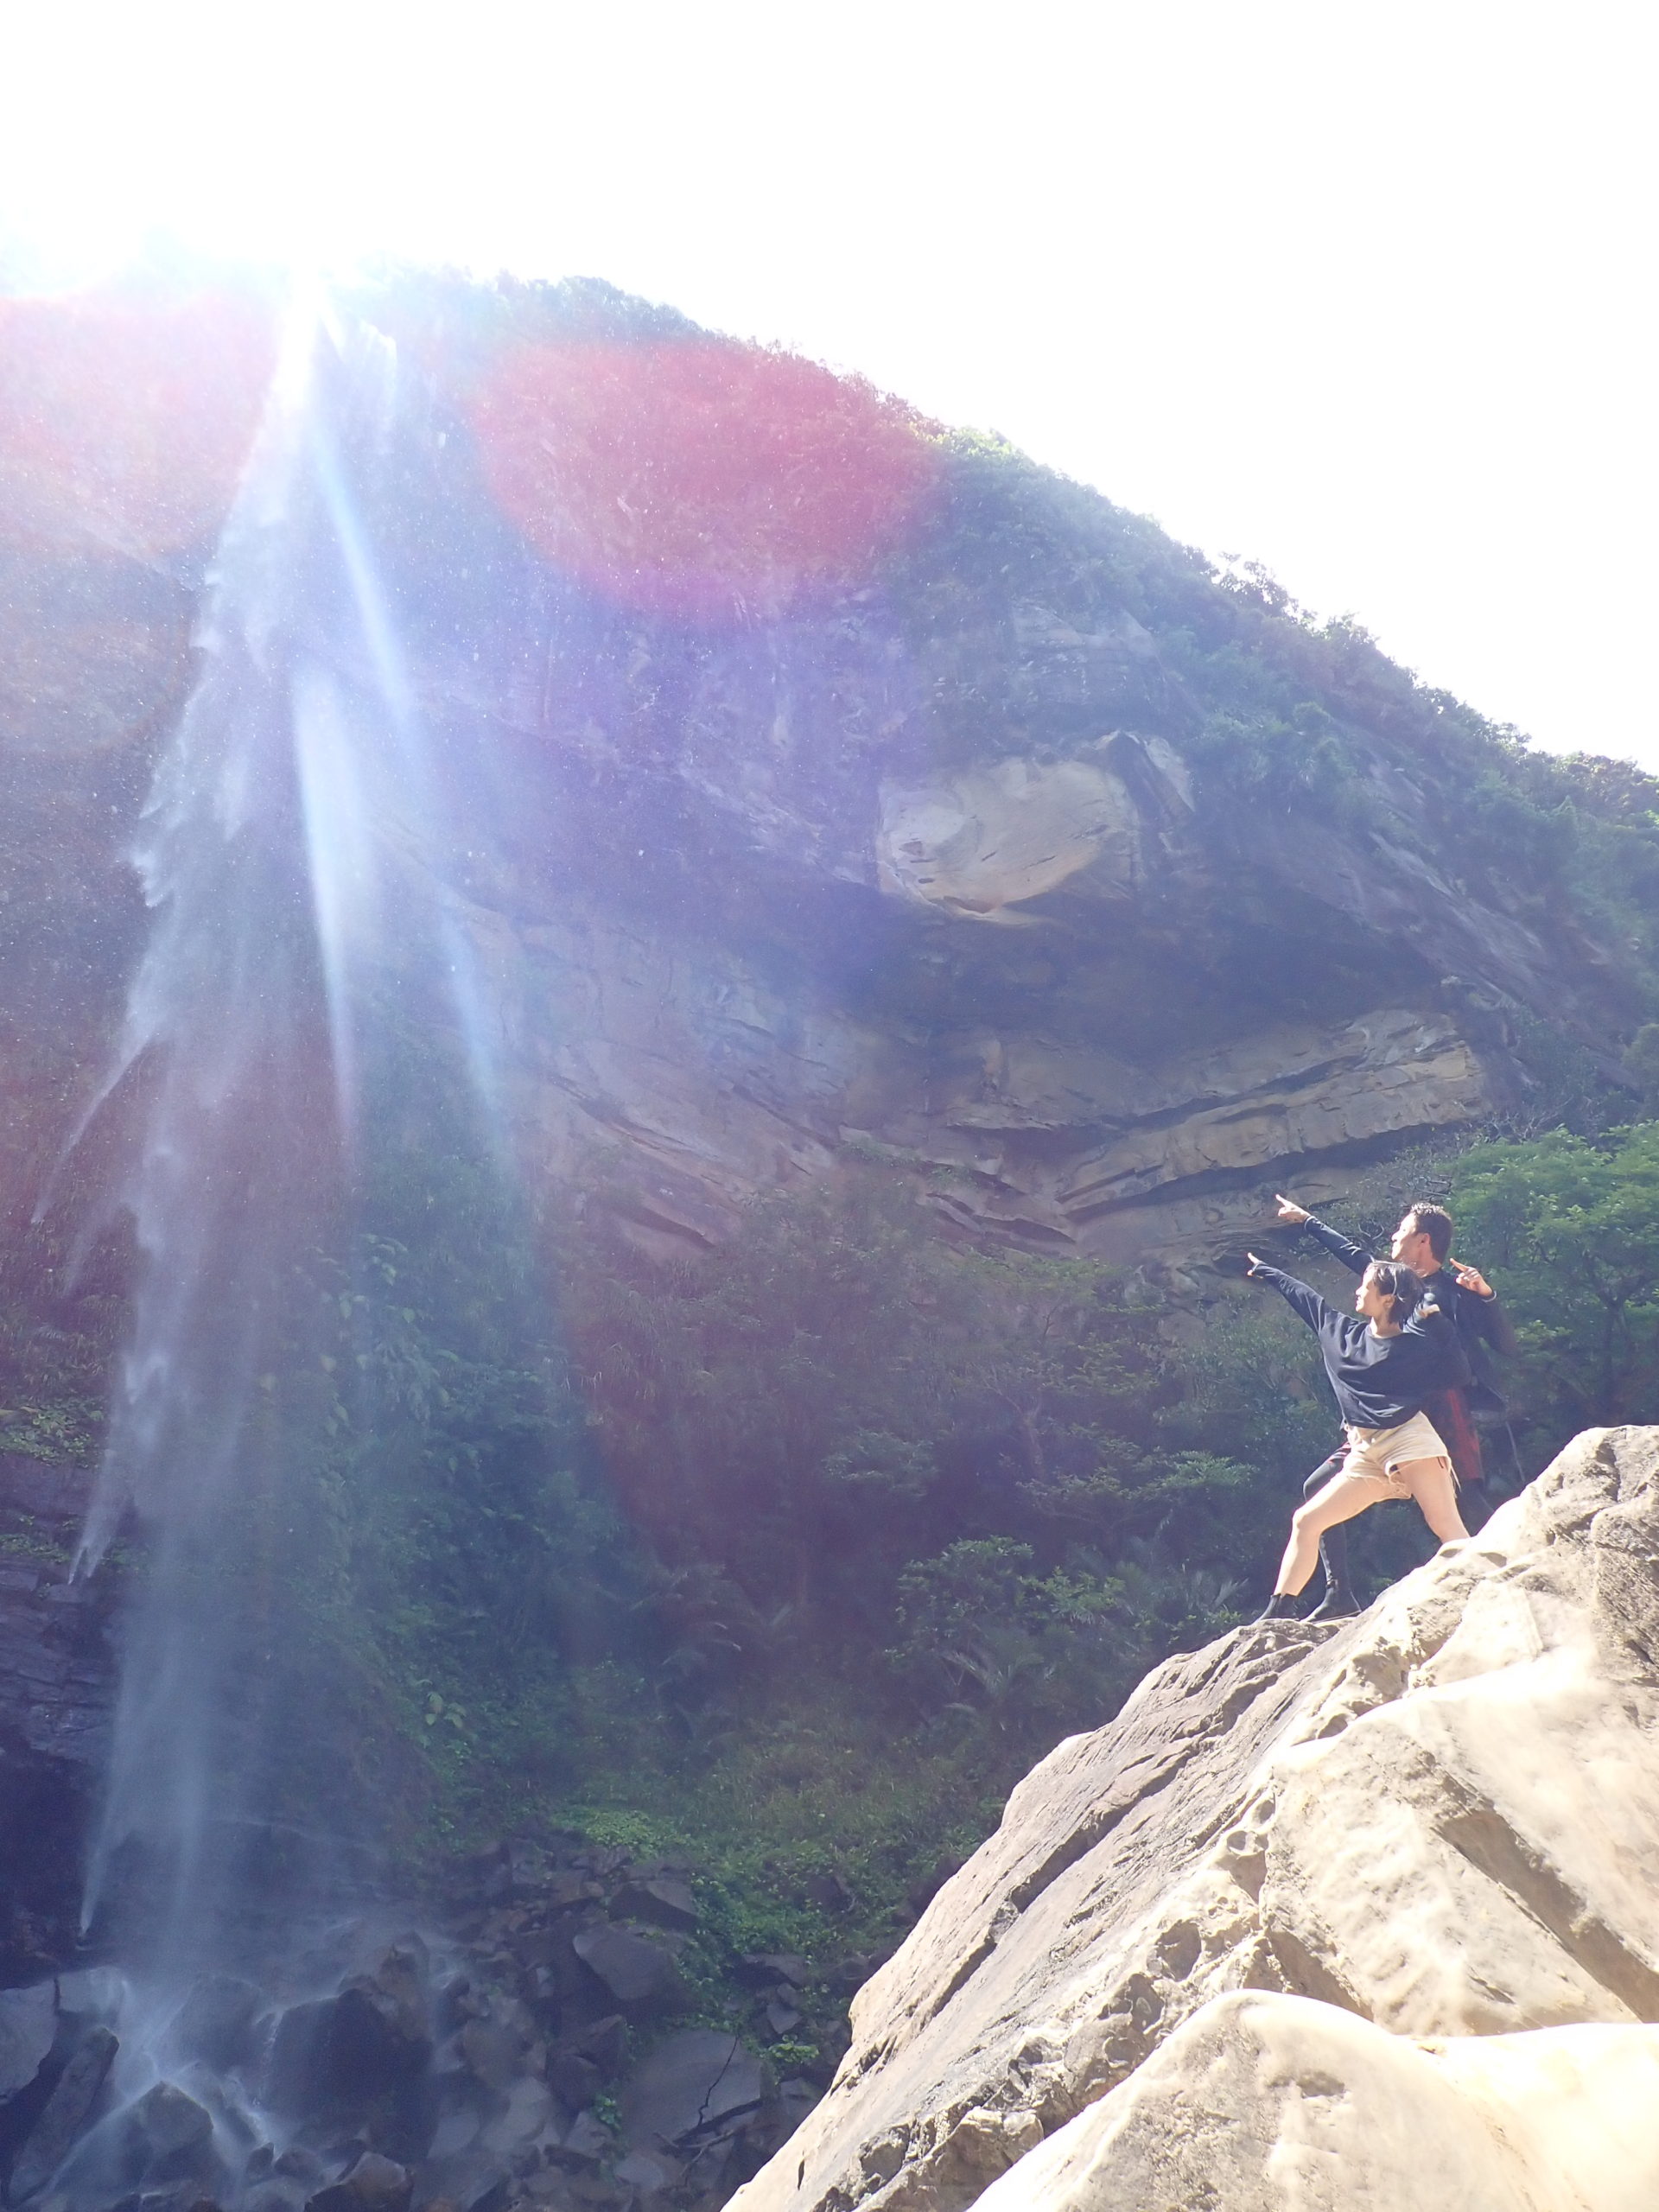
[1250,1264,1468,1431]
[1299,1211,1517,1414]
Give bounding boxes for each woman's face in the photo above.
[1356,1267,1395,1325]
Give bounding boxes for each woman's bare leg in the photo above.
[1395,1456,1468,1544]
[1274,1474,1386,1596]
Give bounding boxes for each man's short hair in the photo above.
[1402,1201,1453,1261]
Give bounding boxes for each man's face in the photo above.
[1391,1213,1435,1270]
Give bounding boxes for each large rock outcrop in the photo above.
[730,1425,1659,2212]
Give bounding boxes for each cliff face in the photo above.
[728,1425,1659,2212]
[8,275,1659,2212]
[3,275,1655,1279]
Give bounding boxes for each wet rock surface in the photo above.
[306,2149,414,2212]
[0,1454,115,1984]
[0,1829,838,2212]
[730,1426,1659,2212]
[620,2034,764,2153]
[0,1986,55,2103]
[404,1840,838,2212]
[6,2017,118,2202]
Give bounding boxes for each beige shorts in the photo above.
[1338,1411,1453,1500]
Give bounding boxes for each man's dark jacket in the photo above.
[1299,1211,1518,1416]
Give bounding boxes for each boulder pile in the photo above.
[0,1838,833,2212]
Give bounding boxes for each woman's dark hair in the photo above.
[1366,1259,1425,1323]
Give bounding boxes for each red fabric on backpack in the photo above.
[1424,1385,1484,1487]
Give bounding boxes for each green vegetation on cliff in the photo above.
[890,430,1659,1036]
[11,1085,1659,2072]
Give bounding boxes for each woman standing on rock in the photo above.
[1244,1250,1471,1621]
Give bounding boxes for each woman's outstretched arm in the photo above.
[1245,1255,1332,1335]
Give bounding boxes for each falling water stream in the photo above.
[42,296,518,2203]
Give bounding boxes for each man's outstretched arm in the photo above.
[1274,1194,1369,1276]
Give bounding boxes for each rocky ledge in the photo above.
[731,1424,1659,2212]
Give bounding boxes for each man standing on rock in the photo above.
[1270,1195,1520,1618]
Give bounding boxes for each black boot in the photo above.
[1255,1592,1300,1623]
[1306,1583,1361,1622]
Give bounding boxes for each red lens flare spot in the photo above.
[467,338,941,617]
[0,285,276,558]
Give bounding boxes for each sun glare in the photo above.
[0,283,276,555]
[3,2,471,284]
[3,0,1654,760]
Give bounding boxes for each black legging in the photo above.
[1303,1450,1350,1592]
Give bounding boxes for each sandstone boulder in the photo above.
[876,752,1147,920]
[730,1426,1659,2212]
[308,2150,415,2212]
[970,1993,1659,2212]
[265,1955,432,2122]
[610,1876,699,1932]
[118,2077,217,2191]
[572,1924,685,2010]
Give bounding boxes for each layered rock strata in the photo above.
[731,1425,1659,2212]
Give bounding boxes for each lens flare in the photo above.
[0,283,276,557]
[466,336,941,618]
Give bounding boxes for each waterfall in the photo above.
[73,293,506,1981]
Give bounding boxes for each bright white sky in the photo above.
[3,0,1655,766]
